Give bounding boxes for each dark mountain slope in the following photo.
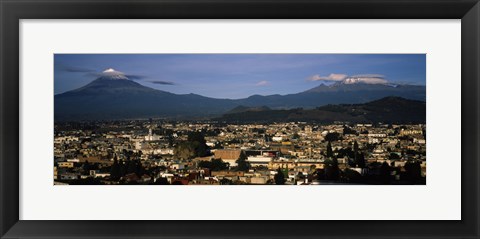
[235,83,425,109]
[214,97,426,124]
[55,76,237,120]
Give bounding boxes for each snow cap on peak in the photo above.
[100,68,128,80]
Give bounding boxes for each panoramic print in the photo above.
[54,54,426,185]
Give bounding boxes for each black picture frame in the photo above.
[1,0,479,238]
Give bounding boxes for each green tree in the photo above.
[174,142,196,160]
[235,151,250,172]
[274,168,285,185]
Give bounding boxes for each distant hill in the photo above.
[214,97,426,124]
[55,69,426,121]
[234,83,425,109]
[227,105,271,114]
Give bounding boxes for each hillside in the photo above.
[214,97,426,124]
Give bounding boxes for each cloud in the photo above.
[351,74,385,79]
[346,74,387,84]
[59,65,169,84]
[308,73,348,81]
[149,80,175,85]
[84,72,147,81]
[308,73,388,84]
[58,65,95,73]
[255,80,269,86]
[125,74,147,80]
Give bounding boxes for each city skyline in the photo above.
[54,54,426,185]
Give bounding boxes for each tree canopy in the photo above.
[198,158,229,171]
[274,168,285,185]
[235,151,250,172]
[174,131,210,160]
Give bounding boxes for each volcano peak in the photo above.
[99,68,128,80]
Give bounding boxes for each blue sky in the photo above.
[54,54,426,99]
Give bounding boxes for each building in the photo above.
[58,162,74,168]
[214,149,241,167]
[247,155,272,167]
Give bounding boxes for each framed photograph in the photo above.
[1,0,479,238]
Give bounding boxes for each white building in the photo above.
[272,136,283,142]
[145,128,161,141]
[247,155,273,167]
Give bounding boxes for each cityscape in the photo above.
[54,54,426,185]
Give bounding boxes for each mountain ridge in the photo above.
[55,71,426,121]
[215,96,426,124]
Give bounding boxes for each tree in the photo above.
[379,161,391,184]
[119,159,127,177]
[174,132,210,159]
[324,158,340,180]
[174,142,196,160]
[83,160,91,174]
[135,160,145,177]
[187,131,209,157]
[404,161,422,183]
[344,168,362,183]
[110,156,120,180]
[353,141,359,158]
[326,141,333,158]
[235,151,250,172]
[126,160,137,174]
[356,153,366,168]
[211,159,228,171]
[331,157,340,179]
[220,178,233,185]
[274,168,285,185]
[389,152,401,160]
[325,132,341,142]
[296,172,306,181]
[152,178,170,185]
[343,126,357,135]
[198,159,228,171]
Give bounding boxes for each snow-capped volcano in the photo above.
[99,68,129,80]
[340,76,388,85]
[309,73,389,85]
[65,68,159,95]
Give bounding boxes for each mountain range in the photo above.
[214,97,426,124]
[54,69,426,121]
